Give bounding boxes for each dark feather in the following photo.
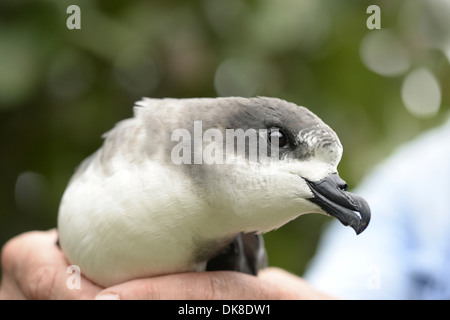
[206,232,268,275]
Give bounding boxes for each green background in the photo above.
[1,0,449,279]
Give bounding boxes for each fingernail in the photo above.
[95,292,121,300]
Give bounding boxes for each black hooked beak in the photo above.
[306,174,371,235]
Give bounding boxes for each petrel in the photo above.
[57,97,370,287]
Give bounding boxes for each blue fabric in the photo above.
[304,118,450,299]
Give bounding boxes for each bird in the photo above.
[57,97,370,287]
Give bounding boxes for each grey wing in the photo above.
[206,232,268,275]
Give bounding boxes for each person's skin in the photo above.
[0,230,334,300]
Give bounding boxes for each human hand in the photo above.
[0,229,102,299]
[0,229,334,300]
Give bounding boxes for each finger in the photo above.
[95,271,279,300]
[1,229,102,299]
[258,267,336,299]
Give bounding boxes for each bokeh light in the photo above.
[14,171,49,216]
[359,29,410,77]
[401,68,441,118]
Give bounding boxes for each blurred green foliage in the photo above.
[1,0,449,279]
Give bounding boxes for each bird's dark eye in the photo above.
[268,128,288,148]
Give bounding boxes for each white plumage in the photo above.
[57,97,369,287]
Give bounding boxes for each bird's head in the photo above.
[133,97,371,235]
[163,97,370,235]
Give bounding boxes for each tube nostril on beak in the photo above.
[333,175,348,191]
